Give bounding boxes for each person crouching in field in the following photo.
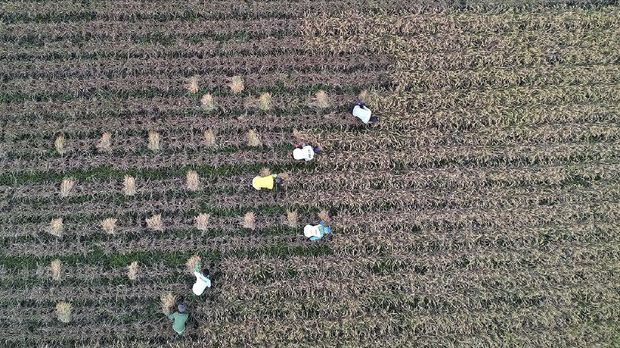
[293,144,320,162]
[352,102,379,126]
[167,303,189,335]
[304,220,332,241]
[252,170,288,199]
[192,260,211,296]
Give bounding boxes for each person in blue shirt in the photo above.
[303,220,332,241]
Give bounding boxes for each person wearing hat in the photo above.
[293,144,320,162]
[192,260,211,296]
[352,102,379,126]
[167,303,189,335]
[304,220,332,241]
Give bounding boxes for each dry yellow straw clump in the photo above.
[318,210,331,223]
[186,255,201,274]
[188,75,199,94]
[60,177,75,197]
[160,292,176,315]
[194,213,210,232]
[314,90,330,108]
[48,218,63,237]
[203,129,216,147]
[148,131,160,151]
[101,218,117,234]
[97,132,112,153]
[50,259,62,281]
[246,129,262,147]
[55,134,65,155]
[123,175,136,196]
[186,170,200,191]
[242,212,256,230]
[127,261,139,281]
[286,210,298,228]
[146,214,163,231]
[258,92,272,111]
[201,93,215,111]
[259,167,271,177]
[56,302,72,323]
[229,75,244,94]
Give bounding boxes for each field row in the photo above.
[3,175,617,228]
[5,160,615,204]
[0,71,384,104]
[4,62,619,103]
[2,52,391,80]
[0,0,420,23]
[6,121,620,164]
[5,6,618,41]
[4,139,620,181]
[4,33,616,67]
[4,199,618,258]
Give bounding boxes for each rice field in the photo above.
[1,0,619,346]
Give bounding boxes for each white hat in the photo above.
[304,224,321,238]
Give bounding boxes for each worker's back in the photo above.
[252,175,275,190]
[293,145,315,161]
[168,311,189,334]
[352,104,372,124]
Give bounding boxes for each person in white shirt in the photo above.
[293,144,321,161]
[352,102,379,125]
[192,261,211,296]
[303,220,332,241]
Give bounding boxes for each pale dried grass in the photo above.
[358,89,379,107]
[55,134,65,155]
[146,214,163,231]
[186,170,200,191]
[127,261,139,281]
[314,90,330,108]
[97,132,112,153]
[194,213,210,232]
[200,93,215,111]
[160,292,176,315]
[258,92,272,111]
[318,210,331,223]
[48,218,63,237]
[60,177,75,197]
[286,210,298,228]
[148,131,160,151]
[203,129,216,147]
[246,129,262,147]
[229,75,244,94]
[101,218,117,234]
[56,302,72,323]
[188,75,199,94]
[242,212,256,230]
[186,255,201,274]
[50,259,62,281]
[123,175,136,196]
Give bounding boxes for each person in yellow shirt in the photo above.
[252,173,287,198]
[252,174,279,190]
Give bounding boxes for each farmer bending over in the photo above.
[304,220,332,241]
[192,260,212,296]
[167,303,189,335]
[293,144,321,162]
[352,102,379,126]
[252,173,285,191]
